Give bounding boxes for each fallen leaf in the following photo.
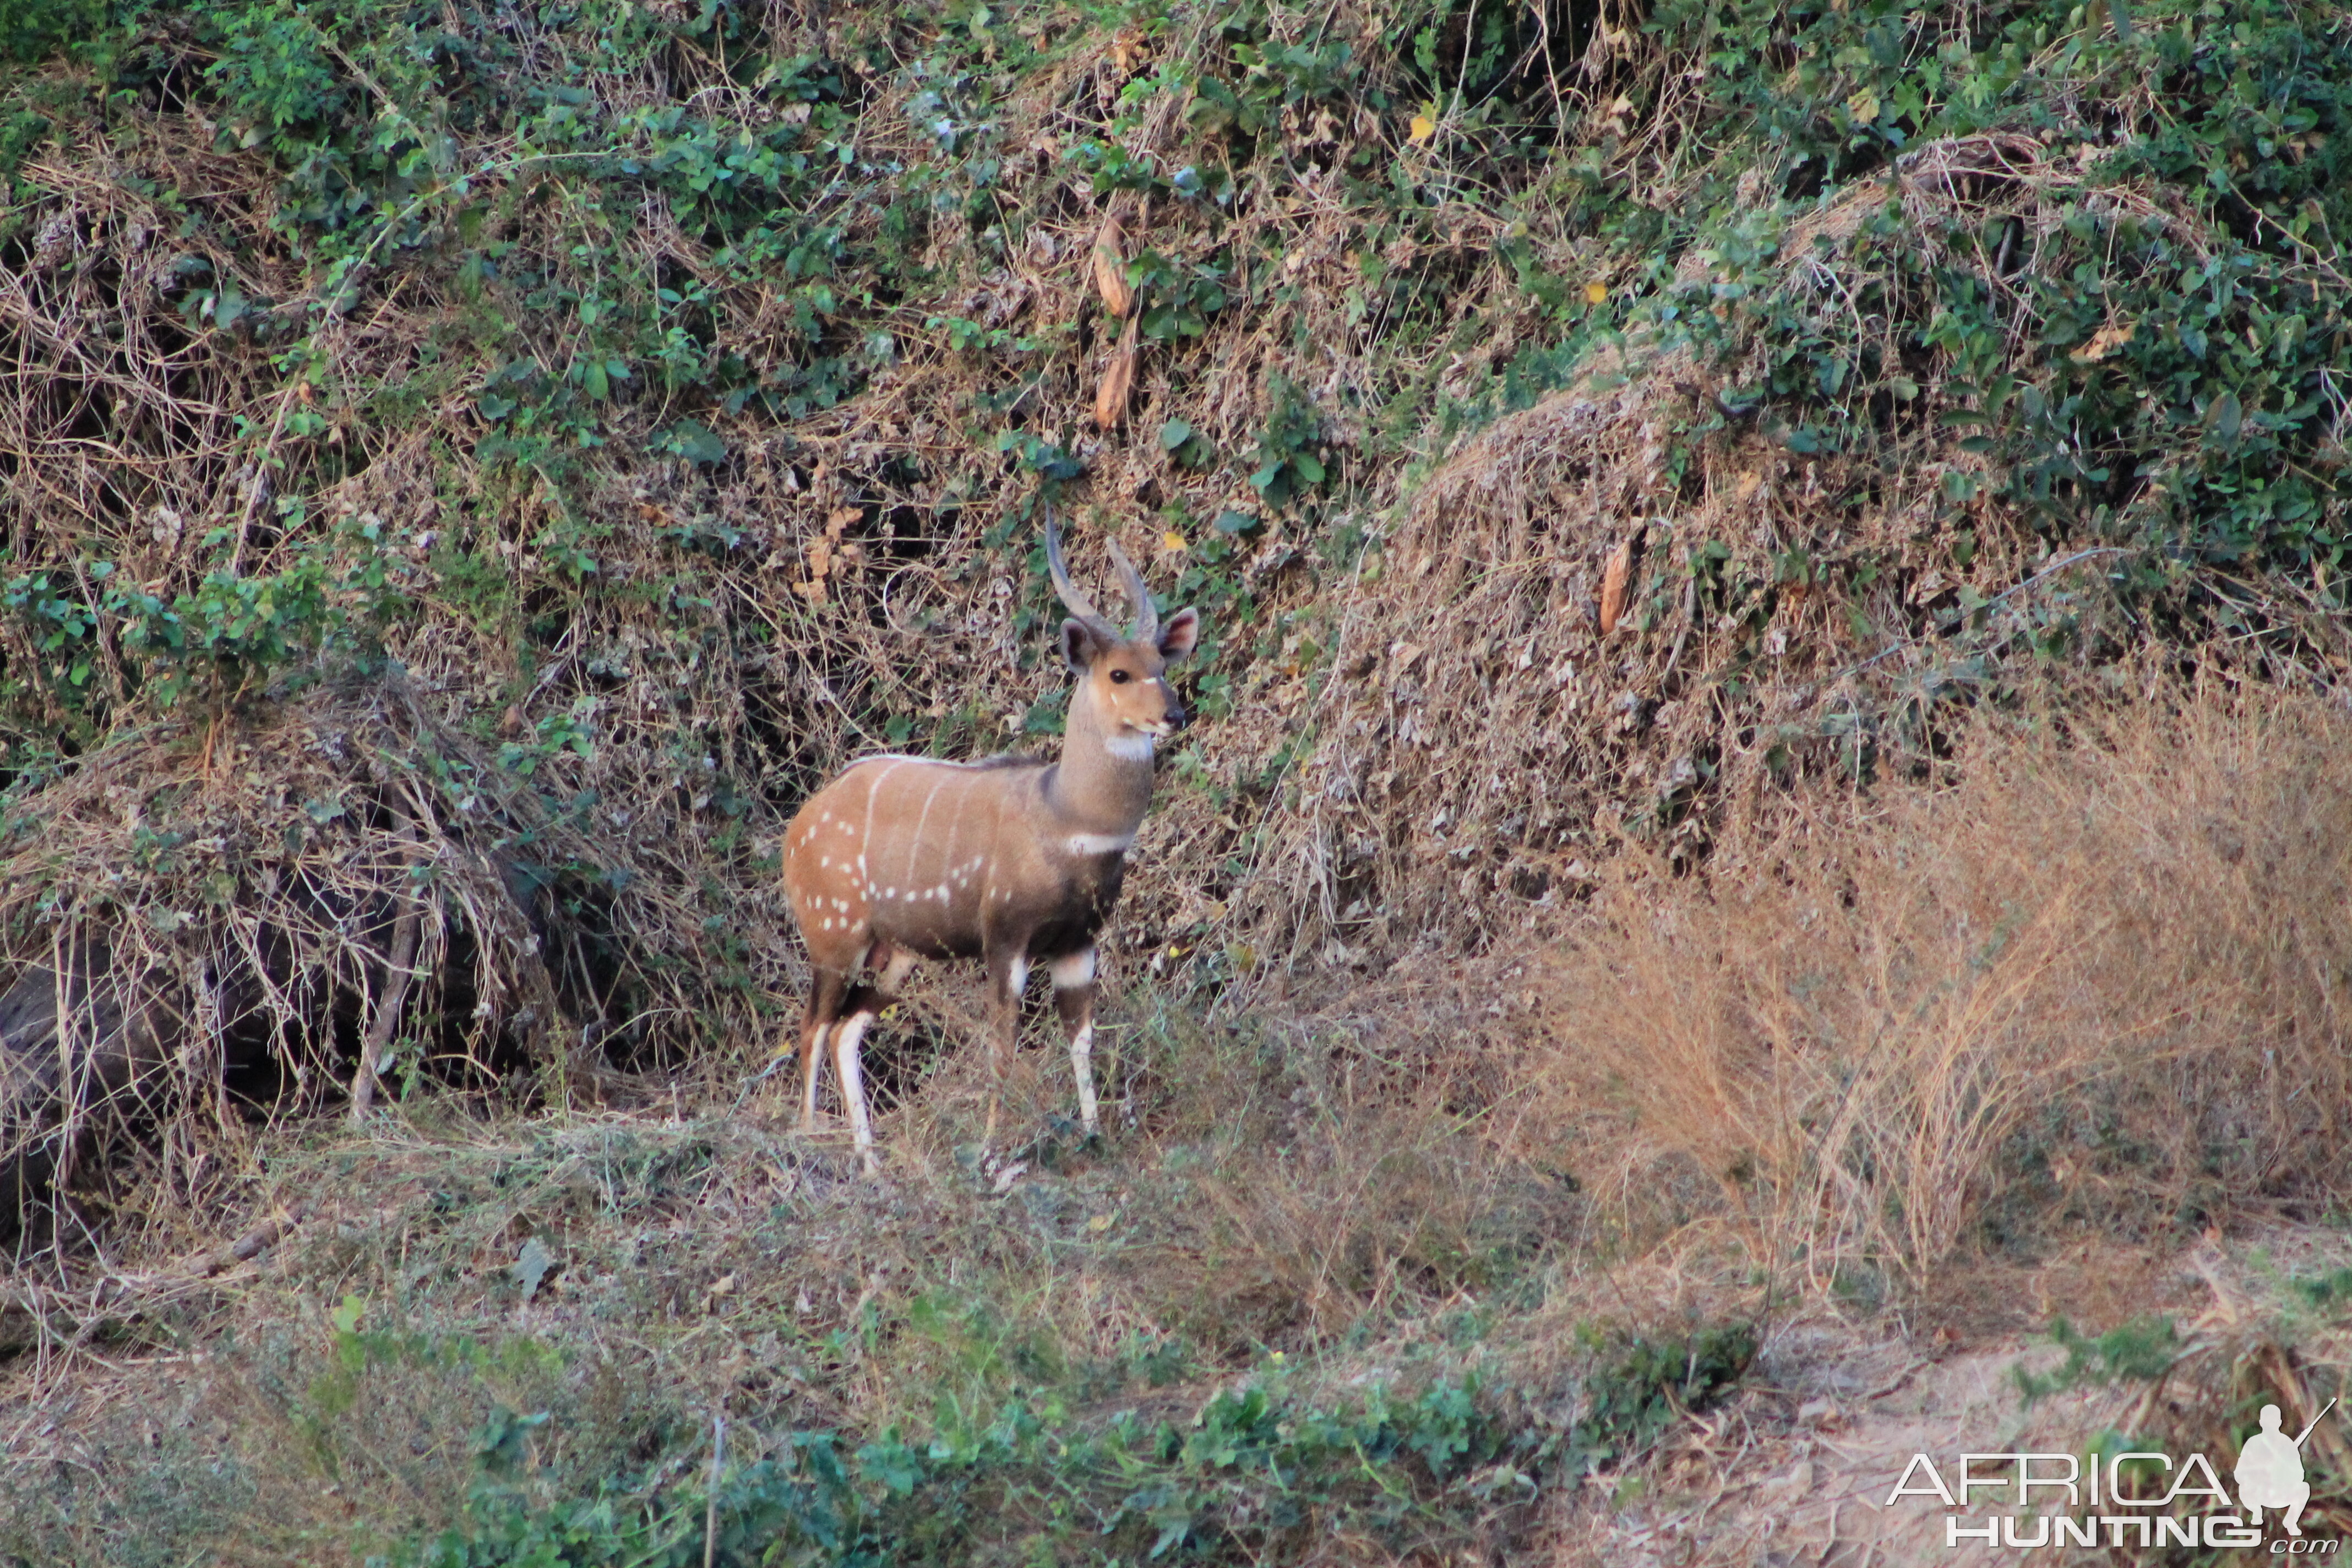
[1091,215,1133,318]
[1095,313,1141,429]
[2070,321,2134,362]
[1584,281,1609,305]
[1599,540,1634,634]
[1161,529,1188,553]
[1408,113,1435,143]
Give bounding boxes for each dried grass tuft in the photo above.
[1518,680,2352,1296]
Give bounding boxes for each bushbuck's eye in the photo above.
[1108,668,1131,684]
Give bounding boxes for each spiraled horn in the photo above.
[1044,505,1112,632]
[1105,535,1157,644]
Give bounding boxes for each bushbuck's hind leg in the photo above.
[1049,948,1100,1136]
[826,944,914,1178]
[797,967,852,1134]
[834,1009,882,1175]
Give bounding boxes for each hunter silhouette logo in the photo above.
[2240,1400,2334,1538]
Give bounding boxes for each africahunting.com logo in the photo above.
[1886,1400,2340,1552]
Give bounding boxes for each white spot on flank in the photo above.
[935,884,950,901]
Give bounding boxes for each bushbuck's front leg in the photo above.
[981,947,1028,1145]
[1049,948,1100,1136]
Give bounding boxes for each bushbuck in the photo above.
[781,509,1199,1172]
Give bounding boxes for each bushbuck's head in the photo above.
[1047,509,1199,750]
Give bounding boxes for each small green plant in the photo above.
[2291,1266,2352,1310]
[1248,373,1328,510]
[2013,1316,2180,1406]
[1129,248,1228,341]
[1158,417,1217,469]
[1570,1323,1757,1467]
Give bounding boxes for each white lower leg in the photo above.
[800,1022,832,1129]
[1068,1021,1098,1134]
[832,1012,878,1173]
[1049,950,1099,1135]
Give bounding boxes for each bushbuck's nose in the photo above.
[1164,700,1188,731]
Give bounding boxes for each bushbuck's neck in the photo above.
[1044,688,1155,837]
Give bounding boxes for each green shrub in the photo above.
[395,1370,1539,1567]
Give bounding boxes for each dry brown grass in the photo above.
[1518,679,2352,1302]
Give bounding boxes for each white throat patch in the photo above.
[1064,832,1134,856]
[1103,732,1156,763]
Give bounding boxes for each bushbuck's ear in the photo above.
[1061,618,1114,671]
[1157,606,1200,661]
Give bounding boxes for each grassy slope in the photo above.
[0,0,2349,1561]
